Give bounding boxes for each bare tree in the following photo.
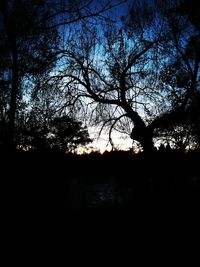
[51,0,199,153]
[51,12,165,152]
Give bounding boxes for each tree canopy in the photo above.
[0,0,199,153]
[51,0,199,152]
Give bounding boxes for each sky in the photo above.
[77,134,134,153]
[89,0,133,152]
[88,126,134,153]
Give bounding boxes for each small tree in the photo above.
[48,116,92,153]
[18,113,91,153]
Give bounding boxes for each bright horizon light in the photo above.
[76,126,135,154]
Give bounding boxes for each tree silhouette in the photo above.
[0,0,199,153]
[18,113,91,153]
[52,0,199,152]
[0,0,59,150]
[48,116,92,153]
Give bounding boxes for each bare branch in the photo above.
[44,0,127,29]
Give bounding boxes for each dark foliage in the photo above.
[16,115,92,152]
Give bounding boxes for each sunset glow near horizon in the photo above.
[76,127,134,154]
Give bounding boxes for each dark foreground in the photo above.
[1,150,200,216]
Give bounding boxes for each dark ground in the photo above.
[1,149,200,216]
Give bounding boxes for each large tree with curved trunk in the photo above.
[53,0,199,152]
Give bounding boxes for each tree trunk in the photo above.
[140,134,154,153]
[8,35,18,151]
[131,126,154,153]
[1,1,18,151]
